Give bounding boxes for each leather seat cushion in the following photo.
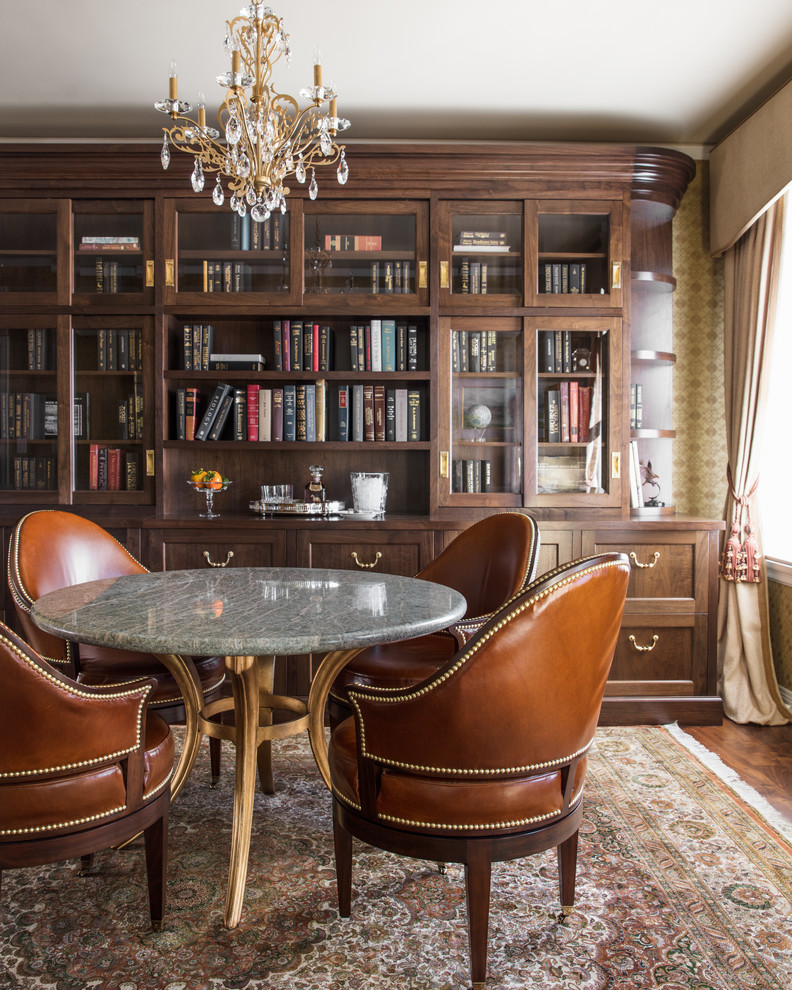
[0,713,173,836]
[76,648,225,705]
[330,633,458,697]
[329,717,586,835]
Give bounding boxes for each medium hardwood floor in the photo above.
[683,718,792,825]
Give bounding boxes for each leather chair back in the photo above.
[8,510,148,671]
[417,512,539,622]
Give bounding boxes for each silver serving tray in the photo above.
[251,499,346,516]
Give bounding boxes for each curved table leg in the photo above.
[307,647,364,790]
[154,652,204,802]
[224,654,261,930]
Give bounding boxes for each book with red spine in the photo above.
[246,384,260,441]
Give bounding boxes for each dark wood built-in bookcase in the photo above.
[0,142,723,723]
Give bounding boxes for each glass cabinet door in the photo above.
[303,201,428,307]
[72,201,153,304]
[0,318,61,499]
[527,200,624,308]
[164,199,295,304]
[528,316,622,507]
[438,318,524,507]
[71,317,153,503]
[438,202,523,306]
[0,201,68,304]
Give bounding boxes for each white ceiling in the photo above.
[3,0,792,149]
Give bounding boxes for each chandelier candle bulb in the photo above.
[313,47,322,89]
[169,60,178,102]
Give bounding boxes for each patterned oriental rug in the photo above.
[2,726,792,990]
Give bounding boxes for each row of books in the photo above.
[25,328,55,370]
[452,330,499,372]
[202,260,254,293]
[87,445,139,491]
[117,386,144,440]
[544,382,593,443]
[324,235,382,251]
[630,383,644,429]
[0,392,53,440]
[369,260,411,294]
[78,235,140,252]
[539,331,591,374]
[451,459,493,493]
[273,320,333,372]
[176,382,424,443]
[230,212,287,251]
[540,263,588,294]
[97,328,144,371]
[456,230,508,247]
[4,455,56,490]
[92,258,129,293]
[458,260,488,293]
[348,321,419,372]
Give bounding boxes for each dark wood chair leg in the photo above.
[143,803,169,931]
[209,737,222,787]
[557,829,579,916]
[464,842,492,990]
[333,804,353,918]
[78,853,95,875]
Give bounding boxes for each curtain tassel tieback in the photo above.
[720,468,761,583]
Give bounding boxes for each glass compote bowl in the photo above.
[187,478,231,518]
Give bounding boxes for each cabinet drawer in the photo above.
[582,529,709,612]
[147,530,287,571]
[607,613,708,696]
[296,529,434,576]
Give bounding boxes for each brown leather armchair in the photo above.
[327,552,630,989]
[328,512,540,727]
[0,621,173,929]
[7,510,226,786]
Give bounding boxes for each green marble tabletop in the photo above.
[31,567,467,658]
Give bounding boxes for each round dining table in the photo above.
[31,566,466,929]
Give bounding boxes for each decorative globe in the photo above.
[465,404,492,430]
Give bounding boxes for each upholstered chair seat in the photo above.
[327,553,630,989]
[0,622,173,929]
[328,512,540,725]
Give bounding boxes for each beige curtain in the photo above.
[718,199,791,724]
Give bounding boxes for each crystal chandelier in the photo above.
[154,3,350,222]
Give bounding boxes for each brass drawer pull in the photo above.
[203,550,235,568]
[628,634,659,653]
[629,551,660,570]
[351,551,382,570]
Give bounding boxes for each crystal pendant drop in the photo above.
[237,198,247,217]
[251,202,270,223]
[191,158,205,193]
[337,150,349,185]
[280,196,287,214]
[237,152,251,178]
[246,187,256,206]
[320,130,333,156]
[230,193,239,212]
[296,154,306,184]
[226,113,242,145]
[212,176,225,206]
[161,134,171,170]
[308,169,318,200]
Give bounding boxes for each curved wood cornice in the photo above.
[0,141,695,203]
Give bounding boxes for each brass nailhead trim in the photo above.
[0,632,150,780]
[331,782,584,832]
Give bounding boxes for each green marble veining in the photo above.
[31,568,467,658]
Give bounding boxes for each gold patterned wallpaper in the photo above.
[672,160,791,693]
